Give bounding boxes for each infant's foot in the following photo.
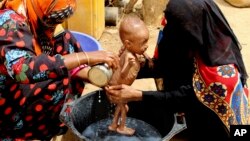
[116,126,135,135]
[108,124,117,132]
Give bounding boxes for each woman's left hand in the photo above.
[105,84,142,104]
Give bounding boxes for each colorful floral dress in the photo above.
[193,58,250,130]
[0,9,85,140]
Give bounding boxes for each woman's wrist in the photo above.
[63,52,91,70]
[133,89,143,101]
[78,52,90,66]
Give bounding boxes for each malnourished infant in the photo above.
[107,13,149,135]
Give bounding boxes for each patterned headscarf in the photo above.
[1,0,76,54]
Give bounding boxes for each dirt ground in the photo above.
[53,0,250,140]
[84,0,250,94]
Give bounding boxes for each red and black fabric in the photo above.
[0,9,84,140]
[193,58,250,130]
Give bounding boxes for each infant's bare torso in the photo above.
[109,50,140,86]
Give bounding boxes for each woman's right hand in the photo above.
[87,50,120,69]
[63,50,119,70]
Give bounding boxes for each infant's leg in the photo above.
[125,104,129,112]
[116,104,135,135]
[108,105,121,131]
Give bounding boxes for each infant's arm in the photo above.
[120,56,136,79]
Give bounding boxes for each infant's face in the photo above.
[128,29,149,55]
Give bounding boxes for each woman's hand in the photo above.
[63,50,119,70]
[87,50,120,69]
[105,84,142,104]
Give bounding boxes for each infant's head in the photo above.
[119,13,149,55]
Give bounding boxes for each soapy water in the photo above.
[82,117,162,141]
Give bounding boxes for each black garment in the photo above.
[129,0,249,140]
[160,0,248,86]
[142,87,230,141]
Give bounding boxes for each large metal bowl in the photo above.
[60,90,186,141]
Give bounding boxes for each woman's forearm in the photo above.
[142,85,193,112]
[63,52,89,70]
[131,89,143,101]
[137,58,161,78]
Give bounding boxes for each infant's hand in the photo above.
[148,58,154,68]
[137,54,146,67]
[128,57,136,66]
